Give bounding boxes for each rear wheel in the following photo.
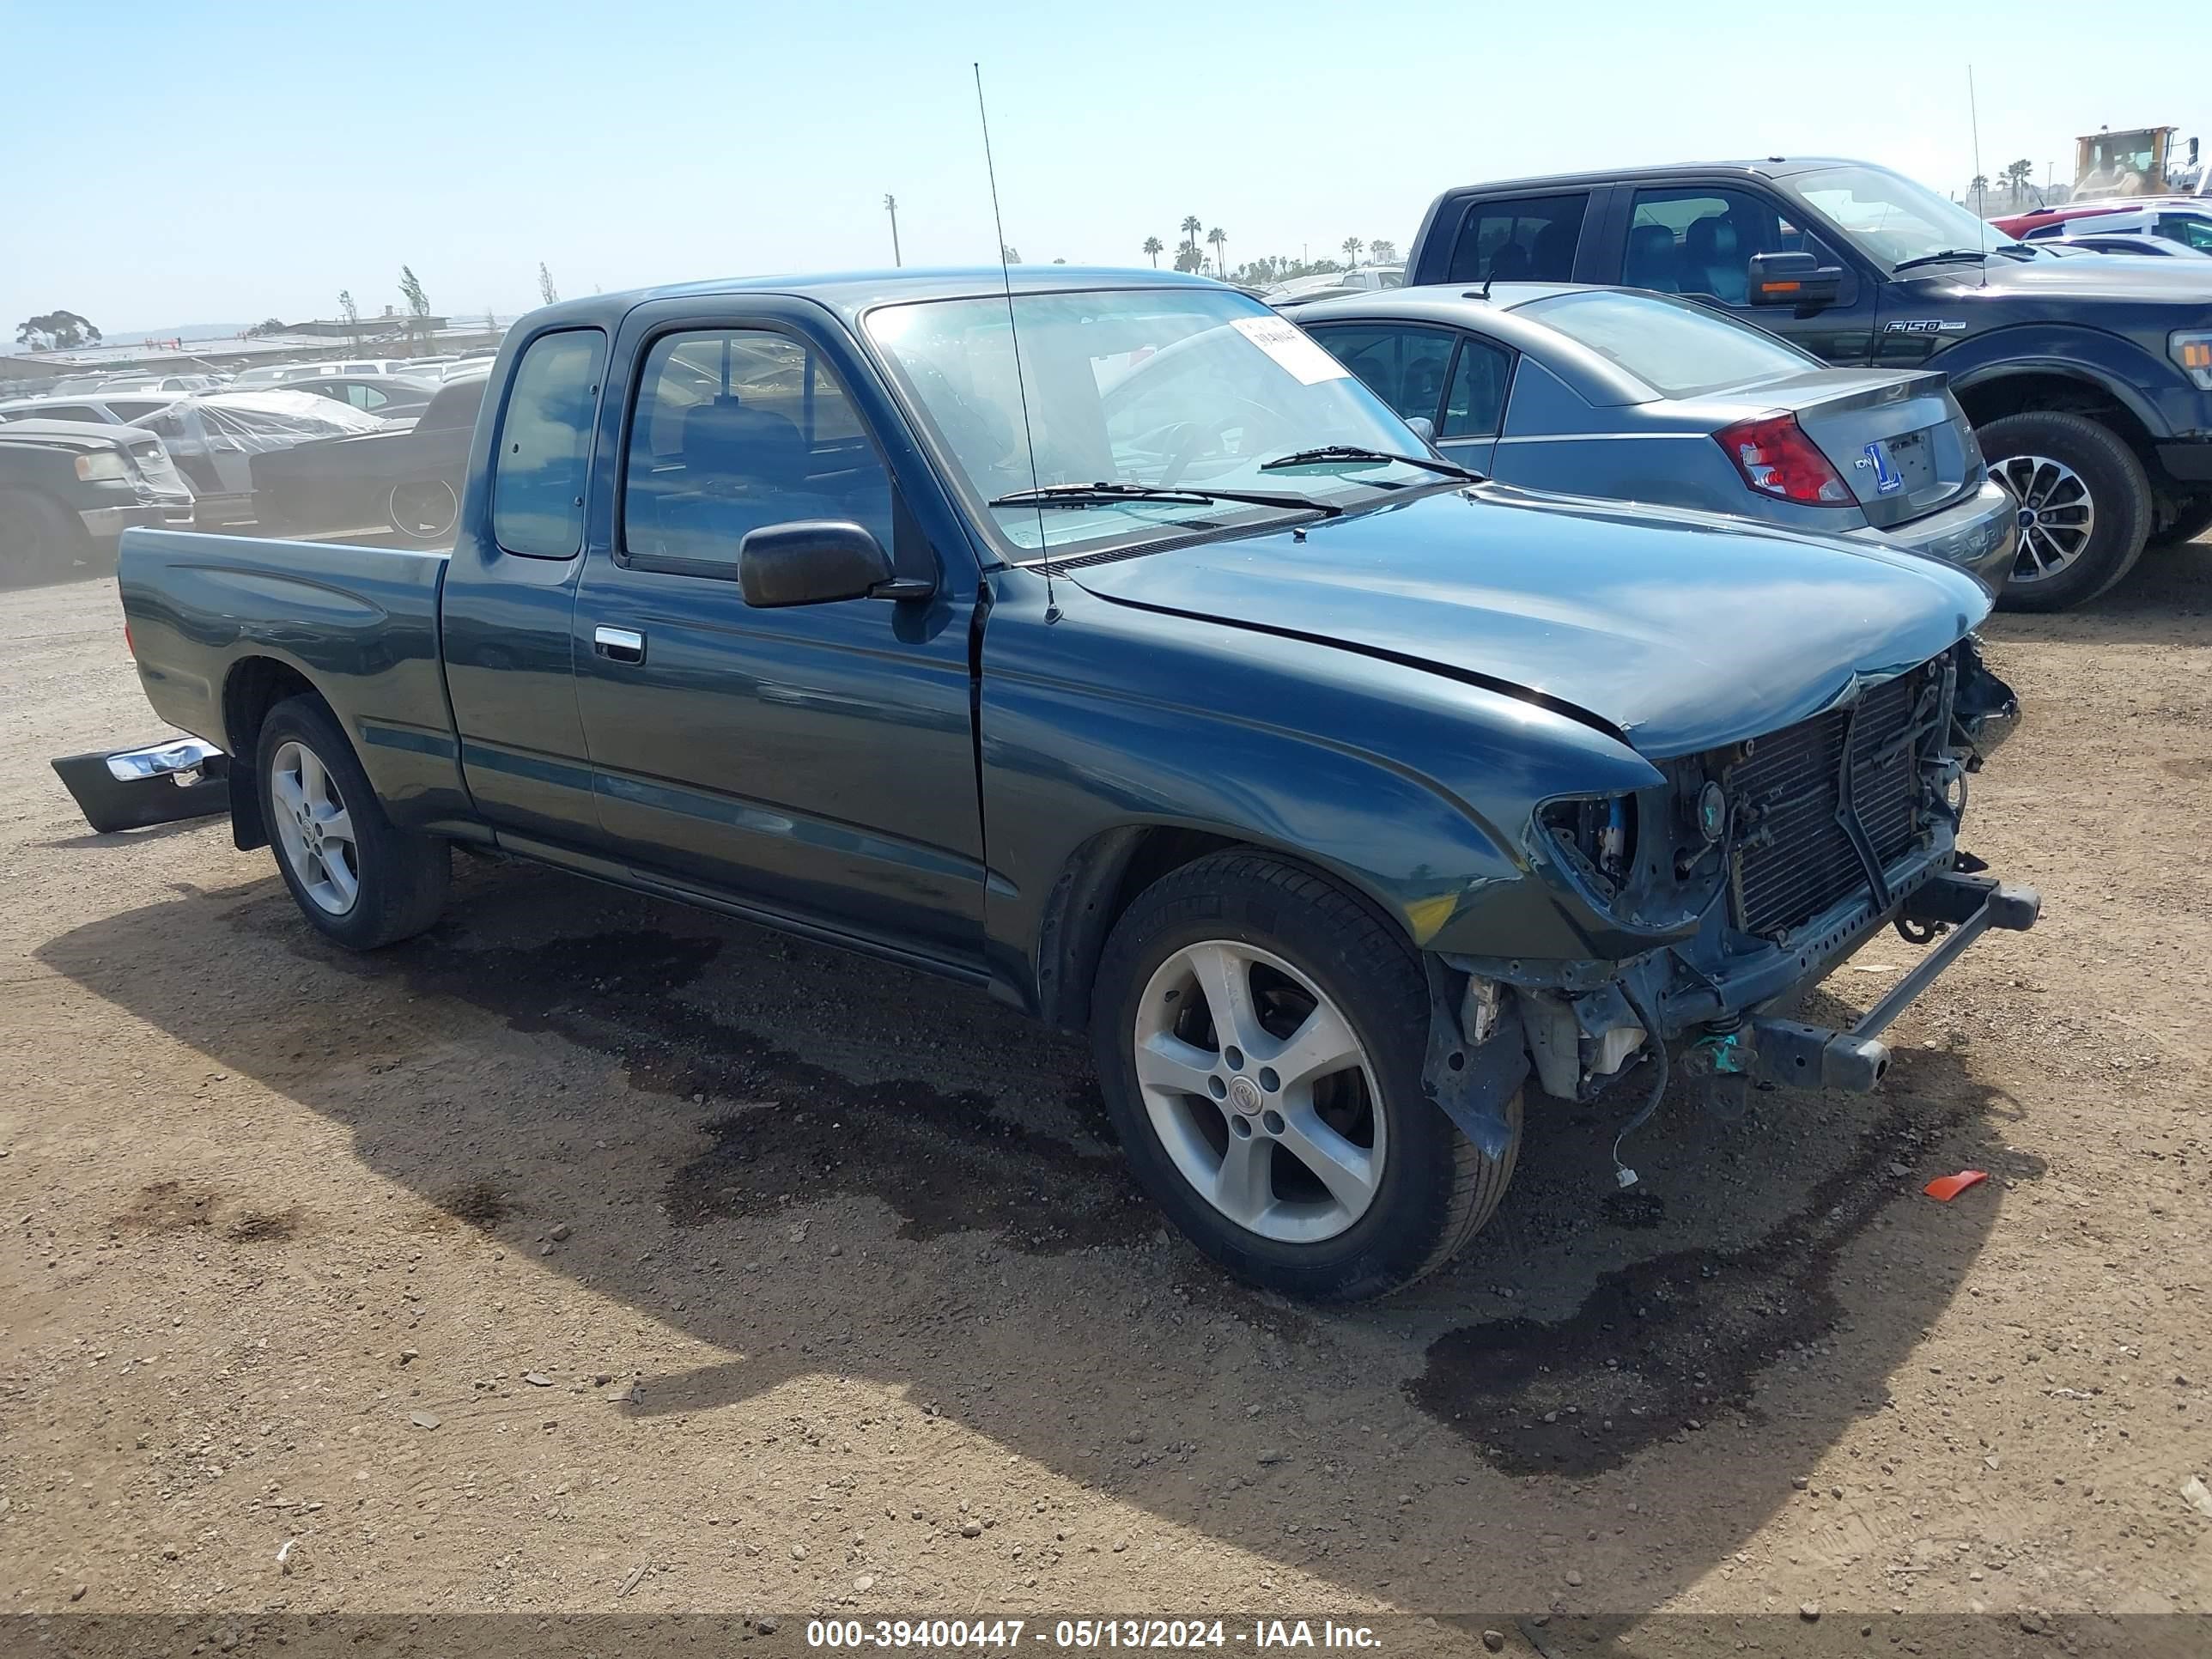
[0,488,91,585]
[1091,850,1519,1302]
[255,695,448,950]
[1980,411,2152,611]
[2149,493,2212,550]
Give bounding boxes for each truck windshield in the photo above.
[864,288,1444,561]
[1787,164,2031,269]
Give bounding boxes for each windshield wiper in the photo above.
[1892,249,1993,272]
[987,481,1341,518]
[1260,445,1483,482]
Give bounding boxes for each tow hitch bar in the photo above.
[1743,871,2040,1095]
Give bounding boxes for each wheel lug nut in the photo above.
[1207,1076,1228,1099]
[1261,1109,1285,1136]
[1224,1046,1244,1071]
[1258,1066,1279,1092]
[1229,1115,1253,1139]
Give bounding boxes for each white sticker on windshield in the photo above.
[1231,315,1352,386]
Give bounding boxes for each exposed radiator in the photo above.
[1727,665,1942,939]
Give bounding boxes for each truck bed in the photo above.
[118,527,464,817]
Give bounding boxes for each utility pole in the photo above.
[884,193,902,267]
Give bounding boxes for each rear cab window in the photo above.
[1516,289,1816,398]
[491,329,608,558]
[1445,193,1589,284]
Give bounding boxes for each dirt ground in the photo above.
[2,540,2208,1654]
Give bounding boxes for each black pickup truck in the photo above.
[1,418,193,584]
[1404,158,2212,609]
[117,265,2034,1301]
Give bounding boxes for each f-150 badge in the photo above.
[1885,319,1969,334]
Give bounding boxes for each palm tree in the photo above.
[1340,235,1364,269]
[1368,238,1398,265]
[1181,215,1203,262]
[2003,158,2036,206]
[1142,235,1164,267]
[1969,174,1990,211]
[1206,228,1227,277]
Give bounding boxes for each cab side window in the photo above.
[1445,193,1589,284]
[491,328,607,559]
[1623,187,1842,303]
[621,329,893,572]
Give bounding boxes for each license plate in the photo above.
[1863,428,1936,495]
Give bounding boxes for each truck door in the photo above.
[568,306,987,971]
[441,325,609,843]
[1613,183,1881,365]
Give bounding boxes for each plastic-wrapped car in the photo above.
[129,391,389,526]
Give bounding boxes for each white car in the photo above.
[2039,229,2212,258]
[229,359,419,388]
[1264,265,1407,304]
[0,391,184,426]
[95,373,223,393]
[2018,203,2212,254]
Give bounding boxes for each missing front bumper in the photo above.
[1737,870,2039,1094]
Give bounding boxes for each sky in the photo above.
[2,0,2203,339]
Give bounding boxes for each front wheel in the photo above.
[256,695,449,950]
[0,488,91,585]
[1980,411,2152,611]
[1091,851,1519,1302]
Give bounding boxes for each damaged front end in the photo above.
[1419,637,2036,1170]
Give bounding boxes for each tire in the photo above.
[0,487,92,586]
[254,694,449,950]
[1980,411,2152,611]
[2149,493,2212,550]
[386,477,459,543]
[1091,850,1520,1302]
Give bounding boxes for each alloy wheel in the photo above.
[1130,940,1384,1244]
[1990,453,2095,585]
[270,739,360,915]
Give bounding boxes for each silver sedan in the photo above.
[1287,283,2020,597]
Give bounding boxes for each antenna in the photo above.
[1967,64,1989,284]
[973,62,1057,622]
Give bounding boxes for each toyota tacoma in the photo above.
[116,267,2033,1300]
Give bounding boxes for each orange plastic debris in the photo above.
[1923,1170,1990,1202]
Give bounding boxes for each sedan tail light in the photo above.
[1713,412,1854,507]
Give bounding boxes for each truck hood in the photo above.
[1066,486,1992,758]
[1908,252,2212,301]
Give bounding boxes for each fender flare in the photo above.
[1936,328,2176,441]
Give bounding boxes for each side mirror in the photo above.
[1405,416,1436,444]
[738,520,928,608]
[1747,251,1844,307]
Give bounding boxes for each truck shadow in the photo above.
[1984,533,2209,651]
[38,858,2030,1613]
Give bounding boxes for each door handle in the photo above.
[593,625,646,664]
